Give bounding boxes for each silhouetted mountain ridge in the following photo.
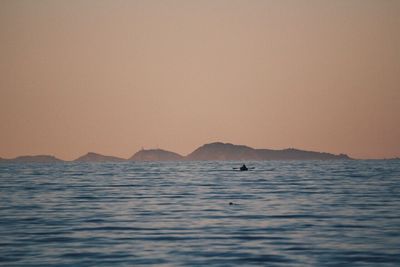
[129,149,183,161]
[187,142,350,160]
[0,155,63,163]
[0,142,351,162]
[186,142,258,160]
[74,152,126,162]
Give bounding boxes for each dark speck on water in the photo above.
[1,160,400,266]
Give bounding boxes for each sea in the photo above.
[0,160,399,266]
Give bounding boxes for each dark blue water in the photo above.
[1,160,400,266]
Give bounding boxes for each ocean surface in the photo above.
[0,160,399,266]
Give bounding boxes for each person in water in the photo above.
[240,164,248,171]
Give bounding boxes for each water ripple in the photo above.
[1,160,400,266]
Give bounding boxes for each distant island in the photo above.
[187,142,350,161]
[74,152,126,162]
[0,155,64,163]
[129,149,184,161]
[0,142,351,163]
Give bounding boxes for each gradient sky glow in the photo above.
[1,0,399,160]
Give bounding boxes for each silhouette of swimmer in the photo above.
[240,164,248,171]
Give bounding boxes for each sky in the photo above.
[1,0,399,160]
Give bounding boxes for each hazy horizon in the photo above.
[1,0,399,160]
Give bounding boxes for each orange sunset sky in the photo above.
[1,0,399,160]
